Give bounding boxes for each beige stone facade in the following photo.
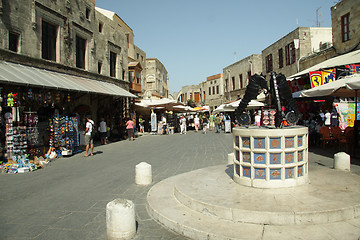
[262,27,332,79]
[331,0,360,54]
[201,74,223,111]
[223,54,262,101]
[144,58,169,98]
[175,84,202,106]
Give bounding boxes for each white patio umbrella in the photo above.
[301,74,360,123]
[225,99,265,109]
[300,74,360,98]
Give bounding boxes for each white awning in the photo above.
[0,61,137,98]
[288,49,360,80]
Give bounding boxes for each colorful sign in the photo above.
[345,64,360,75]
[309,69,336,88]
[333,102,359,130]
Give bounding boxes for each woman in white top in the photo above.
[194,115,200,132]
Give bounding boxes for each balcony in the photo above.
[130,82,141,93]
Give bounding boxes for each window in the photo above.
[76,35,86,69]
[278,48,283,68]
[98,61,102,74]
[216,85,219,94]
[341,13,350,42]
[42,20,57,61]
[266,54,273,73]
[239,74,243,89]
[285,42,295,65]
[9,32,19,52]
[232,77,235,90]
[99,22,103,33]
[203,91,206,100]
[136,53,139,59]
[212,86,215,95]
[209,87,211,95]
[110,51,116,77]
[86,7,91,20]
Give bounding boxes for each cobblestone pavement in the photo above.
[0,129,359,240]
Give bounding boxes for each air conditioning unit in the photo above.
[320,42,332,50]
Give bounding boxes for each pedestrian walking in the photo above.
[99,118,107,144]
[215,114,221,133]
[194,115,200,132]
[209,113,214,130]
[139,115,145,133]
[202,114,208,134]
[180,115,187,134]
[83,115,94,157]
[126,118,135,141]
[161,115,169,135]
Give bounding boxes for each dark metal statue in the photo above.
[236,72,299,128]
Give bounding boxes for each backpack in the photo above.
[89,121,96,138]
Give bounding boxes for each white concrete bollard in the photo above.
[228,152,234,165]
[135,162,152,185]
[106,199,136,240]
[334,152,351,171]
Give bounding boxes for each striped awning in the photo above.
[0,60,137,98]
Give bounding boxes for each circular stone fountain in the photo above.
[232,126,308,188]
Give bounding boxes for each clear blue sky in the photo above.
[96,0,336,94]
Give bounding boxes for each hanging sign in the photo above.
[309,69,336,88]
[345,64,360,75]
[309,71,322,88]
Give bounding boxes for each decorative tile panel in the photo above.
[285,137,294,148]
[254,153,265,164]
[270,138,281,149]
[298,150,303,162]
[285,168,294,179]
[254,138,265,149]
[270,153,281,164]
[254,168,266,179]
[242,137,250,148]
[298,165,304,177]
[235,164,240,175]
[270,169,281,180]
[298,136,303,147]
[243,152,251,163]
[285,152,294,164]
[243,166,251,178]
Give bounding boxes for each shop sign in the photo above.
[309,69,336,88]
[345,64,360,75]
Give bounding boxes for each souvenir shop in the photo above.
[0,83,132,174]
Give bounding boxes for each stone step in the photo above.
[172,165,360,225]
[146,165,360,240]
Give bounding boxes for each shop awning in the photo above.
[0,61,137,98]
[288,49,360,80]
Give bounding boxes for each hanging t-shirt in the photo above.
[324,112,331,126]
[331,110,339,127]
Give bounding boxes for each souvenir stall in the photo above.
[0,86,81,174]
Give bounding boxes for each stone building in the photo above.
[223,54,262,101]
[175,84,202,106]
[0,0,139,140]
[95,7,147,96]
[201,74,224,111]
[144,58,169,98]
[262,27,332,79]
[331,0,360,54]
